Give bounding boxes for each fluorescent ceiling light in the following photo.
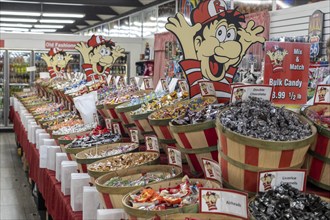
[0,17,38,23]
[234,0,271,4]
[34,24,64,28]
[40,19,74,24]
[0,23,33,28]
[277,0,290,8]
[43,13,85,18]
[30,29,57,32]
[0,27,29,31]
[0,10,40,16]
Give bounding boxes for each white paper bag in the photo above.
[70,173,90,211]
[35,129,46,148]
[28,122,37,142]
[73,91,97,124]
[39,145,50,168]
[43,139,56,146]
[96,209,129,220]
[47,146,61,171]
[37,133,50,149]
[56,153,68,181]
[31,125,41,144]
[26,119,35,132]
[83,186,101,220]
[61,161,78,195]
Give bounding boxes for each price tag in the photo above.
[202,158,222,185]
[198,81,216,97]
[105,119,112,131]
[178,80,189,93]
[200,188,248,219]
[160,79,169,92]
[112,123,121,136]
[129,128,139,143]
[145,135,159,152]
[167,147,182,168]
[93,113,99,125]
[258,169,307,192]
[143,77,154,90]
[230,85,273,103]
[314,84,330,104]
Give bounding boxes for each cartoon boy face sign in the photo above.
[41,48,73,78]
[169,149,176,164]
[266,46,288,71]
[261,173,275,191]
[203,191,220,211]
[166,0,265,103]
[318,87,329,102]
[146,137,153,150]
[75,35,125,82]
[233,88,245,101]
[205,161,214,177]
[130,130,138,142]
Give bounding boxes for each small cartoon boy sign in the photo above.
[260,173,275,191]
[266,45,288,72]
[203,191,220,211]
[165,0,265,103]
[75,35,125,83]
[41,48,73,78]
[317,87,329,102]
[233,88,245,101]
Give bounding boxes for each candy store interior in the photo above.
[0,0,329,219]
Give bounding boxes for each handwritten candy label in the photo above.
[202,158,222,185]
[314,84,330,104]
[200,188,248,219]
[231,85,273,103]
[258,169,307,192]
[145,135,159,152]
[199,81,216,97]
[130,129,139,143]
[167,147,182,168]
[112,123,121,135]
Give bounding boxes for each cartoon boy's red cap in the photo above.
[87,35,114,48]
[48,48,61,56]
[191,0,244,25]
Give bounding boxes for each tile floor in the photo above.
[0,132,40,220]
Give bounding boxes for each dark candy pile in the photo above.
[68,133,121,149]
[250,183,330,220]
[171,104,225,125]
[220,98,312,141]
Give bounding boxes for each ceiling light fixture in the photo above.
[34,24,64,28]
[42,13,85,18]
[0,17,38,23]
[39,19,74,24]
[0,27,29,32]
[234,0,272,4]
[0,23,33,28]
[0,10,41,16]
[277,0,290,8]
[30,29,57,32]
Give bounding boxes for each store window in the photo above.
[130,12,143,38]
[157,1,176,33]
[143,8,157,38]
[109,20,119,37]
[118,17,130,37]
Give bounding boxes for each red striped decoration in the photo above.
[134,120,145,132]
[178,133,203,173]
[107,108,119,119]
[102,193,114,209]
[309,157,324,181]
[315,134,329,156]
[159,125,174,139]
[279,150,294,168]
[119,112,129,125]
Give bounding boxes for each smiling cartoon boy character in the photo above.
[41,48,73,78]
[75,35,125,83]
[165,0,265,103]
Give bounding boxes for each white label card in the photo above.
[130,129,139,143]
[145,136,159,152]
[167,147,182,168]
[93,113,99,124]
[160,79,169,92]
[258,169,307,192]
[198,81,216,97]
[112,123,121,136]
[107,75,113,86]
[231,85,273,103]
[105,119,112,131]
[178,80,189,93]
[314,85,330,104]
[202,158,222,185]
[130,77,137,87]
[200,188,248,219]
[143,78,154,90]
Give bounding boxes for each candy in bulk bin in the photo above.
[122,176,221,219]
[216,98,316,194]
[75,142,139,173]
[95,165,182,209]
[302,104,330,190]
[159,213,241,220]
[87,151,160,182]
[170,104,225,176]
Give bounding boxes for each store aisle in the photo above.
[0,132,40,220]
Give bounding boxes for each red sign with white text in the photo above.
[45,41,81,50]
[0,40,4,48]
[264,42,310,104]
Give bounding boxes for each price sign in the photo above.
[200,188,248,219]
[145,135,159,152]
[314,85,330,104]
[202,158,222,185]
[231,85,273,103]
[258,169,307,192]
[129,128,139,143]
[105,119,112,131]
[198,81,216,97]
[167,147,182,168]
[143,78,154,90]
[112,123,121,136]
[160,79,169,92]
[264,42,310,104]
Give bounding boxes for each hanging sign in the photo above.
[167,147,182,168]
[313,84,330,104]
[145,135,159,152]
[45,41,81,50]
[309,10,324,59]
[112,123,121,135]
[264,42,310,104]
[200,188,248,219]
[258,169,307,192]
[198,81,216,97]
[129,128,139,143]
[202,158,222,185]
[230,85,273,103]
